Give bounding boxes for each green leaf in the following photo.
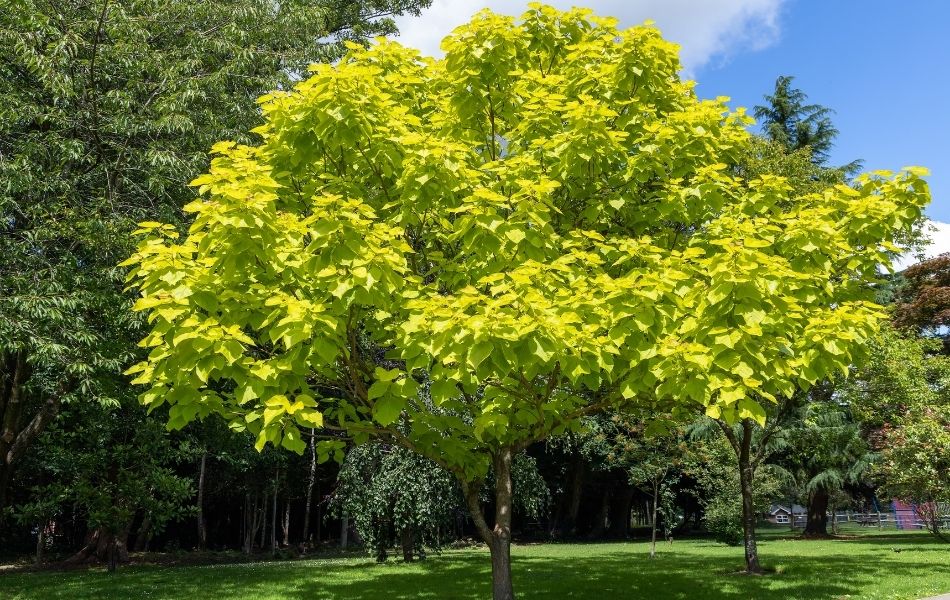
[373,395,406,426]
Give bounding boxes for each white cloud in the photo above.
[392,0,785,74]
[893,220,950,271]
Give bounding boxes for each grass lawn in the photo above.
[1,526,948,599]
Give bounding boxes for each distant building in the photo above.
[767,504,806,525]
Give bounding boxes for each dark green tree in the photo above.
[0,0,430,508]
[754,76,838,163]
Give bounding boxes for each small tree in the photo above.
[846,327,950,540]
[332,443,461,562]
[123,5,929,593]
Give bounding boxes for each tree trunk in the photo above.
[270,487,278,554]
[566,457,585,536]
[340,511,349,549]
[588,482,611,539]
[804,488,829,536]
[400,527,414,562]
[607,484,634,538]
[302,429,316,544]
[35,521,45,567]
[258,493,267,549]
[462,447,516,600]
[650,480,659,559]
[737,420,762,574]
[134,516,153,552]
[67,526,130,569]
[196,451,207,549]
[282,500,290,547]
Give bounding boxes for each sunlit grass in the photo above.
[1,525,948,599]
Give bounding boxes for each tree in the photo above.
[893,253,950,336]
[754,75,845,168]
[581,413,684,556]
[15,400,193,570]
[783,388,873,536]
[684,433,784,547]
[332,443,461,562]
[123,5,930,593]
[845,326,950,539]
[0,0,431,510]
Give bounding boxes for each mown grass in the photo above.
[1,525,948,599]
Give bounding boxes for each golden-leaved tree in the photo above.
[123,5,929,596]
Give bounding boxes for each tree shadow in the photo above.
[2,541,948,599]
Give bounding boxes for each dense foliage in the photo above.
[0,0,430,564]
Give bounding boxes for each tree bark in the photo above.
[716,418,763,574]
[270,485,278,554]
[462,447,516,600]
[566,457,585,536]
[737,420,762,574]
[67,526,130,569]
[196,451,207,549]
[804,488,829,536]
[134,516,152,552]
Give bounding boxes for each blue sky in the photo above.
[394,0,949,257]
[694,0,949,224]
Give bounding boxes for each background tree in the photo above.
[124,5,929,594]
[332,443,461,562]
[845,326,950,539]
[684,433,784,547]
[13,401,193,570]
[0,0,431,512]
[782,389,873,536]
[754,75,848,169]
[581,413,685,556]
[893,253,950,338]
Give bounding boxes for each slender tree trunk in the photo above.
[282,500,290,547]
[196,451,207,549]
[804,488,829,536]
[258,494,267,550]
[737,420,762,574]
[302,429,316,544]
[567,458,585,536]
[270,487,278,554]
[35,521,45,567]
[462,447,516,600]
[340,511,349,549]
[650,479,659,559]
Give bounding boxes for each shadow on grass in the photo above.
[4,541,946,600]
